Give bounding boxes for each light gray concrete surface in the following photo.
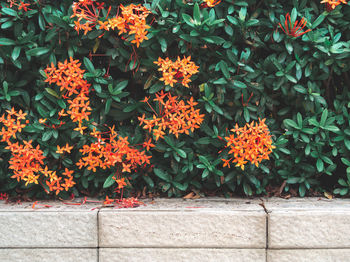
[0,211,98,247]
[267,249,350,262]
[268,210,350,248]
[265,198,350,248]
[99,210,266,248]
[0,249,98,262]
[2,197,350,261]
[100,248,266,262]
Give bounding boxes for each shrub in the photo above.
[0,0,350,199]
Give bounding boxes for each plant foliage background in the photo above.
[1,0,350,199]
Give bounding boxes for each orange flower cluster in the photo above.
[222,119,275,170]
[138,91,205,140]
[71,1,151,47]
[43,167,75,195]
[6,0,31,12]
[201,0,221,8]
[44,57,92,134]
[321,0,347,10]
[0,108,26,143]
[71,0,107,35]
[76,126,151,173]
[278,13,311,38]
[154,56,199,87]
[103,196,144,208]
[108,4,151,47]
[0,109,75,194]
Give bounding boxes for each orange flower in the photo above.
[154,56,199,87]
[44,58,91,134]
[201,0,221,8]
[139,91,204,141]
[278,13,311,38]
[110,4,151,47]
[56,143,74,154]
[320,0,347,10]
[115,177,127,189]
[222,119,275,170]
[77,125,151,174]
[0,109,75,195]
[142,138,155,151]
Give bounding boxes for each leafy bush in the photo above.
[1,0,350,199]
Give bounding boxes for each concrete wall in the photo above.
[1,198,350,261]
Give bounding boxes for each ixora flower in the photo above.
[320,0,348,10]
[154,56,199,87]
[221,119,275,170]
[278,13,311,38]
[201,0,221,8]
[138,91,204,140]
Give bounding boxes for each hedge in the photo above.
[0,0,350,200]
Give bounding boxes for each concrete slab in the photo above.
[0,248,98,262]
[265,198,350,248]
[99,199,266,248]
[100,248,266,262]
[0,211,98,248]
[267,249,350,262]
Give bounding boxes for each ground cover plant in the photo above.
[0,0,350,201]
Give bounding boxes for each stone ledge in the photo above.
[267,249,350,262]
[99,248,266,262]
[99,210,266,248]
[0,248,98,262]
[1,197,350,261]
[0,211,98,248]
[265,198,350,249]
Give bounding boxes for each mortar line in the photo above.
[97,208,100,262]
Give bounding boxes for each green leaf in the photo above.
[316,158,324,172]
[172,181,188,191]
[299,184,306,197]
[287,177,300,184]
[154,168,171,182]
[320,109,328,127]
[1,21,13,29]
[233,81,247,88]
[219,61,230,79]
[101,96,110,113]
[182,13,194,27]
[201,36,225,44]
[45,88,60,98]
[103,174,115,188]
[338,179,348,187]
[193,3,201,25]
[42,131,53,142]
[323,125,339,132]
[84,57,95,73]
[341,158,350,167]
[312,12,327,29]
[26,47,50,56]
[1,8,17,17]
[202,169,210,179]
[11,46,21,61]
[143,176,154,188]
[284,119,300,129]
[0,38,15,46]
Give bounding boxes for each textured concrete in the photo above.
[99,210,266,248]
[100,248,266,262]
[267,249,350,262]
[2,197,350,261]
[0,212,98,247]
[265,198,350,248]
[0,249,97,262]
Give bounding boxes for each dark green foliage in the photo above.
[1,0,350,198]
